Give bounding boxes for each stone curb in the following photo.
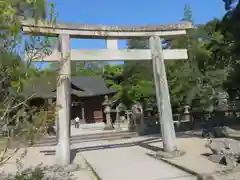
[149,154,199,177]
[83,158,102,180]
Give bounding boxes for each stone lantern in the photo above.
[144,100,154,117]
[102,95,114,130]
[182,105,191,121]
[118,103,126,121]
[131,102,144,135]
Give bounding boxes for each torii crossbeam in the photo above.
[21,19,193,165]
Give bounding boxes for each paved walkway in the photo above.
[72,137,197,180]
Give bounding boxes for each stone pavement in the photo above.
[0,136,197,180]
[2,129,240,179]
[72,136,197,180]
[150,137,223,174]
[152,137,240,179]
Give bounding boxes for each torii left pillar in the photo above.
[56,34,71,165]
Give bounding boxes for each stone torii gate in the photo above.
[22,20,193,165]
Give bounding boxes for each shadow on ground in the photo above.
[39,131,201,163]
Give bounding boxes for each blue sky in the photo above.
[51,0,226,50]
[37,0,226,68]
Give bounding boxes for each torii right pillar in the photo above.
[150,36,177,153]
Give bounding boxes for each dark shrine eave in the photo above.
[26,88,116,99]
[24,80,117,99]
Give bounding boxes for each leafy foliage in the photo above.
[102,64,124,100]
[223,0,239,10]
[122,38,155,106]
[120,5,235,111]
[71,61,105,76]
[0,0,57,164]
[169,19,231,110]
[0,165,74,180]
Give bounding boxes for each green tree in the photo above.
[221,1,240,56]
[47,61,105,76]
[73,62,105,76]
[166,18,231,111]
[0,0,48,40]
[222,0,238,10]
[102,64,124,100]
[122,38,155,106]
[183,4,193,22]
[123,5,233,111]
[215,0,240,99]
[0,0,57,162]
[162,4,232,110]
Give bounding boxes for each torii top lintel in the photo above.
[21,19,193,39]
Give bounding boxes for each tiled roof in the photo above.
[24,76,116,98]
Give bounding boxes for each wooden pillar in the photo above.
[81,104,85,121]
[149,36,177,152]
[57,34,71,165]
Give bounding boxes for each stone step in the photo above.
[74,122,128,130]
[76,123,105,130]
[42,130,136,141]
[32,131,138,147]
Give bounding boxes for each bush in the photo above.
[0,165,75,180]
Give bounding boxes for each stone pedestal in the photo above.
[136,114,145,135]
[104,124,114,130]
[55,142,61,162]
[115,107,121,131]
[104,107,114,130]
[156,149,185,159]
